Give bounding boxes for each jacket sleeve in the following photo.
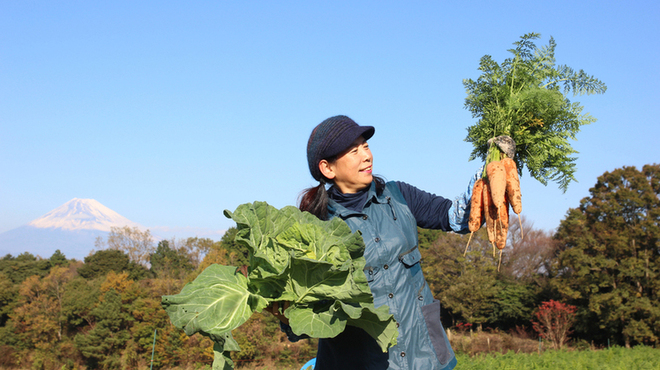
[447,167,483,234]
[395,181,453,231]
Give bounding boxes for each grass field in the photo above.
[193,345,659,370]
[454,346,660,370]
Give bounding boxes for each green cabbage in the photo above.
[162,201,398,369]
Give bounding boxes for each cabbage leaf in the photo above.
[162,201,398,369]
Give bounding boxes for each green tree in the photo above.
[0,253,52,284]
[150,240,194,279]
[61,276,101,329]
[220,227,250,267]
[49,249,69,267]
[421,230,500,329]
[488,279,538,330]
[78,249,150,281]
[417,228,446,250]
[129,296,170,353]
[74,289,132,369]
[552,164,660,346]
[0,272,17,328]
[463,33,606,191]
[0,271,20,361]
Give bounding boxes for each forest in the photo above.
[0,163,658,370]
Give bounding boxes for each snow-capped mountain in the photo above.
[0,198,145,261]
[0,198,226,261]
[28,198,142,232]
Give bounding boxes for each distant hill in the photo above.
[0,198,145,261]
[0,225,109,261]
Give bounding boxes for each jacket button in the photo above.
[396,322,400,328]
[388,293,394,298]
[374,237,380,242]
[383,264,388,269]
[400,352,406,357]
[362,215,368,220]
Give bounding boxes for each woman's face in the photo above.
[320,136,373,194]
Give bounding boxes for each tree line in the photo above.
[0,163,658,369]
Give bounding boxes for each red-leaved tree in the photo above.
[532,300,577,349]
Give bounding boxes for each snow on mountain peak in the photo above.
[28,198,142,232]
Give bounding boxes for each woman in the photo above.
[287,115,479,369]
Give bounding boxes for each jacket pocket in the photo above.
[421,299,452,366]
[398,245,421,277]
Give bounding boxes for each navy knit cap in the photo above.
[306,115,375,181]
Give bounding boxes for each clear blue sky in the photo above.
[1,1,658,238]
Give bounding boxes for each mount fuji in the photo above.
[0,198,146,261]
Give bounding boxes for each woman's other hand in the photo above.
[264,301,291,325]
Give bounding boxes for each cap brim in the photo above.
[326,125,375,158]
[361,126,375,141]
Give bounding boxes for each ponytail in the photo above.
[298,180,330,220]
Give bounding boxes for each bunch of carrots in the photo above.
[464,148,523,270]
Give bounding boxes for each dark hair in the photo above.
[298,181,331,220]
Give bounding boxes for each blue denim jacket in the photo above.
[314,181,457,370]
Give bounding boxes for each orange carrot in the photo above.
[468,178,484,232]
[486,160,506,258]
[464,178,484,256]
[491,196,510,270]
[502,157,521,214]
[482,180,497,248]
[502,157,523,239]
[495,196,509,250]
[486,160,506,214]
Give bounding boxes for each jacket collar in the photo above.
[328,181,389,219]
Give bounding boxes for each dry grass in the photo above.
[448,327,541,356]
